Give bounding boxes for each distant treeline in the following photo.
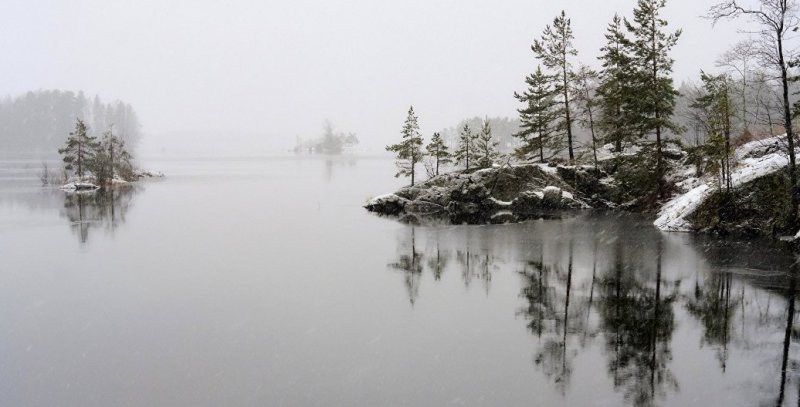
[439,117,521,153]
[0,89,142,153]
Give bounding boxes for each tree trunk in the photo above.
[562,61,574,162]
[778,31,799,223]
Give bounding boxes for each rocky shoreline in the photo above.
[365,163,616,225]
[366,137,799,238]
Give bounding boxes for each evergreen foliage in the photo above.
[624,0,682,193]
[597,14,637,153]
[1,89,142,153]
[426,132,452,176]
[474,117,501,169]
[514,66,560,162]
[691,72,735,192]
[58,118,99,180]
[532,10,578,161]
[386,106,424,186]
[453,124,478,171]
[93,126,134,184]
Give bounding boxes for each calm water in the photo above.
[0,155,799,406]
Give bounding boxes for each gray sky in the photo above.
[2,0,745,154]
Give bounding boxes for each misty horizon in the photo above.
[3,0,743,155]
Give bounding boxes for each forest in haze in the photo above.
[0,89,142,154]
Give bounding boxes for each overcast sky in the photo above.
[1,0,749,154]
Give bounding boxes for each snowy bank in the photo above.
[655,136,791,232]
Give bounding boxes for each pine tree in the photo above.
[597,14,636,153]
[386,106,424,186]
[532,10,578,161]
[453,124,477,171]
[93,125,134,184]
[58,118,99,180]
[426,132,452,176]
[514,66,559,162]
[692,72,734,192]
[625,0,682,195]
[475,117,500,169]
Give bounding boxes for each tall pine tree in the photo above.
[59,118,99,180]
[453,124,477,171]
[514,66,559,162]
[597,14,636,153]
[387,106,424,186]
[625,0,682,195]
[532,10,578,161]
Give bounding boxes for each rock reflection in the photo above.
[60,186,137,243]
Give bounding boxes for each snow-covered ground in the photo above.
[654,135,792,232]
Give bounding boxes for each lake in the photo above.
[0,155,798,406]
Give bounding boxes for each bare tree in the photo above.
[709,0,800,222]
[717,40,756,131]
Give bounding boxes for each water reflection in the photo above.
[598,237,678,406]
[61,186,137,243]
[385,218,800,406]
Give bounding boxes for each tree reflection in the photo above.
[456,250,494,294]
[518,241,584,394]
[776,264,798,407]
[597,237,678,406]
[426,242,447,281]
[387,227,424,305]
[61,186,137,243]
[685,271,737,371]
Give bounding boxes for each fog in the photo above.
[2,0,741,155]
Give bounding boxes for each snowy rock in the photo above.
[364,194,410,216]
[654,140,793,232]
[542,186,563,207]
[60,181,100,192]
[365,163,604,224]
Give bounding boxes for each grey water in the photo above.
[0,156,798,407]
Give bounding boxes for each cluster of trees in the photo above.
[386,107,503,186]
[0,89,142,153]
[293,120,359,155]
[386,0,800,219]
[438,116,522,153]
[58,118,134,184]
[513,1,682,199]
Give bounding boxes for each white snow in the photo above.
[596,143,641,162]
[60,181,99,192]
[489,197,512,207]
[735,135,784,160]
[535,164,558,175]
[653,184,711,232]
[542,186,562,195]
[654,141,792,232]
[367,193,404,205]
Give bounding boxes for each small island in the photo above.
[367,1,800,241]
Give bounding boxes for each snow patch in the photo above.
[655,143,791,232]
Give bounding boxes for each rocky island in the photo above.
[366,136,796,238]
